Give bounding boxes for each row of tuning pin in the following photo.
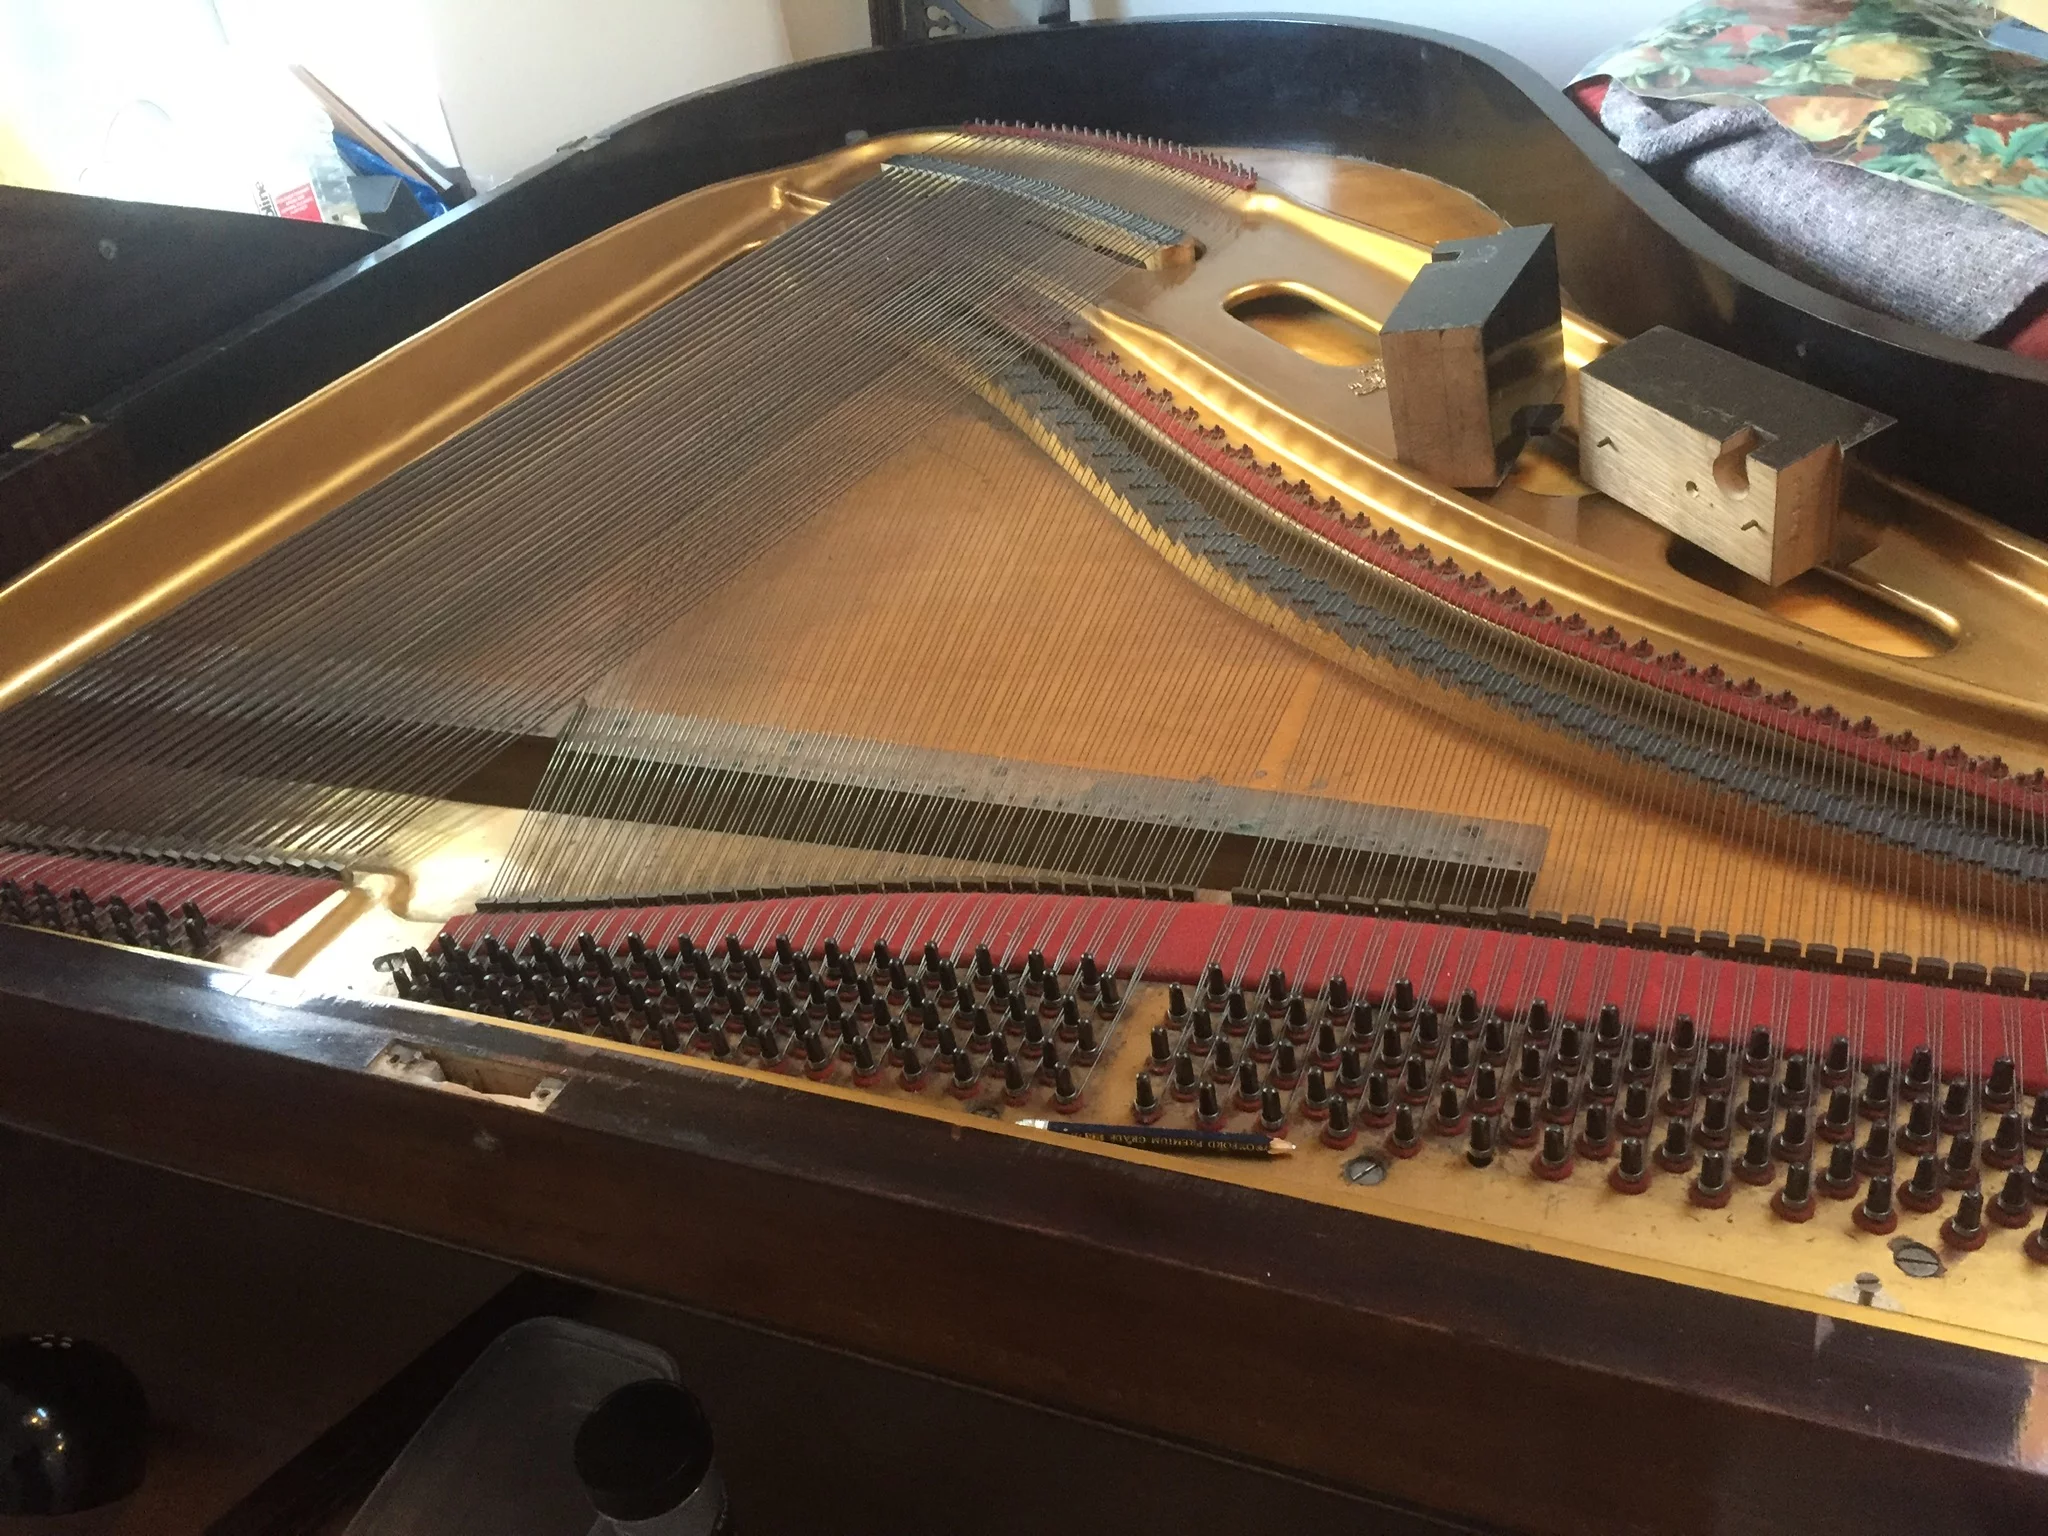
[0,879,211,956]
[384,928,1128,1107]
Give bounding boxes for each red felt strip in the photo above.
[0,851,343,937]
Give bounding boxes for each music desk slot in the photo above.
[369,1041,567,1113]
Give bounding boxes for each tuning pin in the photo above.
[1387,1104,1421,1158]
[850,1031,881,1085]
[1655,1118,1695,1174]
[1939,1077,1973,1134]
[1467,1113,1496,1169]
[1313,1020,1341,1069]
[1942,1187,1988,1251]
[1618,1082,1652,1138]
[1195,1081,1224,1130]
[802,1029,834,1080]
[1471,1062,1502,1113]
[1267,1041,1298,1089]
[1576,1102,1615,1160]
[1236,1057,1263,1113]
[1002,1057,1030,1105]
[1535,1121,1575,1181]
[1446,1034,1475,1085]
[1819,1088,1854,1143]
[1051,1060,1082,1113]
[1337,1046,1366,1098]
[1324,983,1355,1042]
[1362,1071,1395,1128]
[1660,1061,1698,1120]
[1543,1071,1575,1122]
[1302,1069,1332,1120]
[1609,1136,1651,1194]
[1818,1141,1860,1200]
[1223,990,1250,1036]
[1669,1012,1697,1058]
[1516,1043,1545,1091]
[1859,1179,1900,1236]
[1700,1039,1733,1094]
[1993,1169,2035,1229]
[1987,1111,2026,1171]
[1585,1052,1617,1102]
[1736,1127,1774,1186]
[897,1040,926,1091]
[1594,1002,1624,1050]
[1986,1055,2018,1112]
[1772,1159,1816,1222]
[1402,1056,1432,1105]
[1323,1092,1356,1149]
[1904,1044,1934,1097]
[1389,977,1417,1019]
[1737,1075,1776,1133]
[1377,1023,1405,1070]
[1481,1014,1510,1064]
[1480,1089,1528,1152]
[1524,998,1553,1042]
[2028,1207,2048,1265]
[1256,1086,1286,1135]
[1626,1032,1655,1081]
[1071,1016,1099,1066]
[1412,1008,1443,1057]
[1690,1148,1732,1208]
[1250,1013,1277,1061]
[1898,1155,1943,1214]
[1742,1025,1773,1075]
[1778,1053,1810,1106]
[1899,1099,1936,1156]
[1432,1083,1467,1136]
[1856,1118,1895,1177]
[1821,1033,1852,1086]
[2028,1095,2048,1150]
[939,1042,974,1096]
[1774,1108,1812,1164]
[1943,1132,1980,1190]
[1553,1024,1583,1074]
[1189,1010,1216,1056]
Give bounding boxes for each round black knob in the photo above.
[574,1377,722,1527]
[0,1335,147,1516]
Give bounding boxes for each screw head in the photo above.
[1342,1152,1388,1186]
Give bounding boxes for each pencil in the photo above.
[1015,1119,1295,1157]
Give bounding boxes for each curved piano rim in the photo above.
[4,15,2046,590]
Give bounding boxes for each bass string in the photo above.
[1,145,1192,893]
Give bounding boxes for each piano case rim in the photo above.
[0,922,2041,1535]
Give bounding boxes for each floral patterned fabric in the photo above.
[1579,1,2048,230]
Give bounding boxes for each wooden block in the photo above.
[1381,224,1564,489]
[1578,326,1891,586]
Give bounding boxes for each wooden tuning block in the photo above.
[1577,326,1891,586]
[1381,224,1565,489]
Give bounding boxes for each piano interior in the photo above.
[7,124,2048,1378]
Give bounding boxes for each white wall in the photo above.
[418,0,793,188]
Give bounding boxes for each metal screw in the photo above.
[97,238,118,260]
[1343,1152,1388,1186]
[1890,1240,1943,1280]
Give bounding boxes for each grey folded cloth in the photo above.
[1599,83,2048,340]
